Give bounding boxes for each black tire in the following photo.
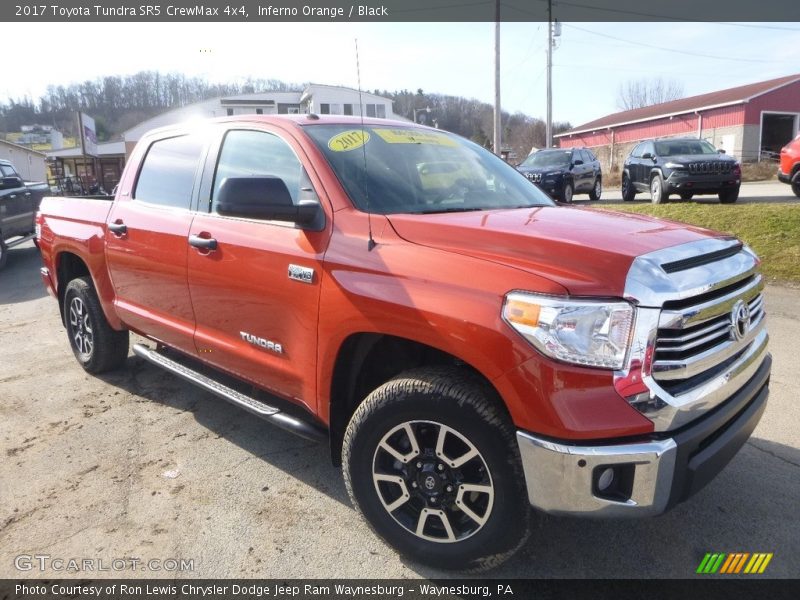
[588,177,602,201]
[560,180,574,203]
[679,192,694,201]
[650,173,668,204]
[342,367,530,572]
[63,276,129,374]
[790,173,800,198]
[719,187,740,204]
[0,238,7,270]
[621,173,636,202]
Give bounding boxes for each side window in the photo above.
[630,143,643,158]
[134,135,204,209]
[0,164,17,177]
[585,149,597,162]
[211,129,311,213]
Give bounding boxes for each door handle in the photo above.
[107,222,127,236]
[189,234,218,251]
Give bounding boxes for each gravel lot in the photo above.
[1,194,797,578]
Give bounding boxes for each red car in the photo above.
[778,132,800,197]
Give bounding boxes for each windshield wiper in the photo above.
[411,207,487,214]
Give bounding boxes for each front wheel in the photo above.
[719,187,739,204]
[791,173,800,198]
[588,177,602,201]
[560,180,574,203]
[63,277,129,373]
[342,367,530,572]
[650,173,668,204]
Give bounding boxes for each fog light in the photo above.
[597,467,615,492]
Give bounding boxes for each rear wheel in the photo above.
[63,277,129,373]
[621,174,636,202]
[588,177,602,201]
[342,367,530,572]
[719,187,740,204]
[650,173,668,204]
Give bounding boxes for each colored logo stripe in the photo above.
[697,552,773,574]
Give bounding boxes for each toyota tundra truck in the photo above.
[36,116,771,571]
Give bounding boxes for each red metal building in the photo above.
[556,74,800,170]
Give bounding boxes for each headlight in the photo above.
[503,292,634,369]
[664,162,685,169]
[544,171,561,177]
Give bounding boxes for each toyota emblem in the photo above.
[730,300,751,341]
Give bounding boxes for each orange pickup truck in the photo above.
[37,116,771,570]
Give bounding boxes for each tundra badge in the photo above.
[240,332,283,354]
[288,264,314,284]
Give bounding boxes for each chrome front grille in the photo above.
[687,161,732,174]
[618,238,770,431]
[653,283,765,391]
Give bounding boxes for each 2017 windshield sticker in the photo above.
[373,128,458,147]
[328,130,370,152]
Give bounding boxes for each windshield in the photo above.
[304,124,554,214]
[655,139,718,156]
[520,150,572,168]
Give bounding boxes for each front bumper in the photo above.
[517,353,770,517]
[777,170,792,184]
[665,172,740,194]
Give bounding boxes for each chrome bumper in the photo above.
[517,353,770,517]
[516,433,677,517]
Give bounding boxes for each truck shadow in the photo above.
[0,243,47,305]
[97,355,350,505]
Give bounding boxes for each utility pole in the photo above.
[493,0,501,156]
[546,0,552,148]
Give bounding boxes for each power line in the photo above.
[565,24,782,64]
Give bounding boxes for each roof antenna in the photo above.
[355,38,376,251]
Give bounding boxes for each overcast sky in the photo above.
[3,21,800,127]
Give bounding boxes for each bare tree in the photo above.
[617,77,684,110]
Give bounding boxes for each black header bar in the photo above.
[3,0,800,22]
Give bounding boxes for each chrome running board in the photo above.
[132,343,326,442]
[6,233,36,249]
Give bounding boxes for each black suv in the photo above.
[516,148,602,202]
[621,138,741,204]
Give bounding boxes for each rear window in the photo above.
[134,135,205,209]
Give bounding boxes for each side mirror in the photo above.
[216,176,323,230]
[718,148,726,154]
[641,152,653,160]
[1,176,23,190]
[572,159,584,166]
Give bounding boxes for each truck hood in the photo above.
[387,206,726,297]
[664,154,737,164]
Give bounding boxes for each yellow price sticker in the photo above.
[328,130,370,152]
[373,128,457,147]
